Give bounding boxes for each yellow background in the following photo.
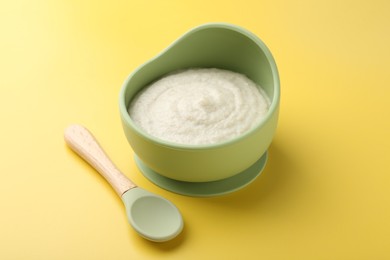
[1,0,389,259]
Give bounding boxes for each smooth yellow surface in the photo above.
[1,0,389,259]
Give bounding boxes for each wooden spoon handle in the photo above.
[64,124,136,197]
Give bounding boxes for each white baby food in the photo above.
[128,68,270,145]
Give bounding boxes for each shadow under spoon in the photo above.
[64,124,183,242]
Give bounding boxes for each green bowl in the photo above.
[119,23,280,182]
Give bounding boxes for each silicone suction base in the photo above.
[134,152,268,197]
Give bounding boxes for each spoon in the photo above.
[64,124,183,242]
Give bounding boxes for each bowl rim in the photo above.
[119,22,280,150]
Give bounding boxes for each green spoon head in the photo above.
[122,187,183,242]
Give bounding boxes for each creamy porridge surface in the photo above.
[128,68,270,145]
